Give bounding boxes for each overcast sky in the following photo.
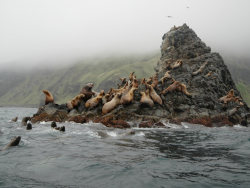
[0,0,249,67]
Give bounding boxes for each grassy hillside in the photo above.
[0,54,159,106]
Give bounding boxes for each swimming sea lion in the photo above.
[21,117,30,126]
[102,93,122,115]
[85,90,105,109]
[0,136,21,151]
[192,61,208,76]
[67,94,85,110]
[54,126,65,132]
[26,123,32,130]
[161,81,181,94]
[43,90,55,105]
[148,85,162,105]
[241,113,250,126]
[120,86,137,105]
[51,121,57,128]
[206,71,212,77]
[140,89,154,108]
[228,106,241,116]
[11,117,18,122]
[79,83,95,101]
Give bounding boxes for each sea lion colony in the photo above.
[38,57,244,121]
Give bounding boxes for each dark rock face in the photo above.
[31,24,249,127]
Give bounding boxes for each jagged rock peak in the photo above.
[160,23,211,61]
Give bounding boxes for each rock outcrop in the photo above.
[31,24,249,128]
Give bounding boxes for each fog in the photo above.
[0,0,250,69]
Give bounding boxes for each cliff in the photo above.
[31,24,249,127]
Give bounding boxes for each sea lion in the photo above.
[129,71,136,82]
[148,85,162,105]
[240,102,244,106]
[21,117,30,126]
[228,106,241,116]
[26,123,32,130]
[54,126,65,132]
[141,77,146,85]
[79,83,95,101]
[85,90,105,109]
[146,76,153,84]
[206,71,212,77]
[160,71,172,84]
[178,83,192,97]
[161,81,181,94]
[102,93,122,115]
[132,78,139,88]
[192,61,208,76]
[97,130,135,138]
[218,89,234,103]
[223,97,234,104]
[117,83,121,89]
[151,74,158,89]
[140,89,154,108]
[11,117,18,122]
[102,94,110,105]
[120,86,137,105]
[0,136,21,151]
[119,78,127,85]
[51,121,57,128]
[43,90,55,105]
[172,59,183,69]
[67,94,85,110]
[241,113,250,126]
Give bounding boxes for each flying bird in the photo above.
[167,16,173,18]
[187,7,189,8]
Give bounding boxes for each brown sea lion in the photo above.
[0,136,21,151]
[178,83,192,97]
[26,123,32,130]
[129,71,136,82]
[140,89,154,108]
[240,102,244,106]
[120,86,137,105]
[226,89,234,98]
[21,117,30,126]
[228,106,241,116]
[132,78,139,88]
[206,71,212,77]
[148,85,162,105]
[67,94,85,110]
[119,78,127,84]
[11,117,18,122]
[161,81,181,94]
[172,59,183,69]
[102,94,110,104]
[85,90,105,109]
[79,83,95,101]
[102,93,122,115]
[43,90,55,105]
[223,97,234,104]
[192,61,208,76]
[117,84,121,89]
[160,71,172,84]
[146,76,153,84]
[151,74,158,89]
[141,77,146,85]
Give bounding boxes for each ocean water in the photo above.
[0,107,250,188]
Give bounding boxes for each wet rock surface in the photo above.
[31,24,249,128]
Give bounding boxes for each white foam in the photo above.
[136,132,145,137]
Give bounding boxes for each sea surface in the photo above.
[0,107,250,188]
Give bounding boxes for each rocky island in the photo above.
[30,24,250,128]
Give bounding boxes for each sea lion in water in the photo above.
[43,90,55,105]
[67,94,85,110]
[21,117,30,126]
[26,123,32,130]
[79,83,95,101]
[228,106,241,116]
[0,136,21,151]
[97,130,135,138]
[85,90,105,109]
[140,89,154,108]
[11,117,18,122]
[51,121,57,128]
[102,93,122,115]
[54,126,65,132]
[241,113,250,127]
[192,61,208,76]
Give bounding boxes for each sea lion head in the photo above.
[85,83,94,90]
[10,136,21,146]
[129,130,135,135]
[26,123,32,130]
[51,121,57,128]
[43,90,50,95]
